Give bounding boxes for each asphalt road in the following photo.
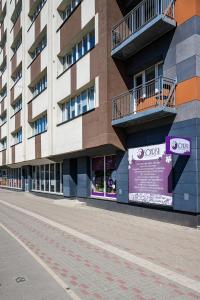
[0,189,199,300]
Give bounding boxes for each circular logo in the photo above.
[137,148,144,159]
[171,140,178,150]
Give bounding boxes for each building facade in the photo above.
[0,0,199,226]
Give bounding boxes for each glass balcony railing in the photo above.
[112,77,176,124]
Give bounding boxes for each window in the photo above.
[60,0,81,22]
[32,114,47,136]
[11,2,22,25]
[32,74,47,97]
[30,0,46,23]
[12,35,22,55]
[0,86,7,101]
[0,168,22,189]
[30,35,47,60]
[12,129,22,145]
[0,138,7,151]
[134,62,163,87]
[32,163,62,194]
[12,98,22,114]
[133,62,164,102]
[12,68,22,84]
[0,59,6,75]
[61,86,95,122]
[61,30,95,72]
[0,112,7,126]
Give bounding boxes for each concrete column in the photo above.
[116,151,129,203]
[77,157,90,198]
[63,159,77,198]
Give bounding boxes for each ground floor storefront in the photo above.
[0,118,199,227]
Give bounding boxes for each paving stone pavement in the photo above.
[0,189,200,300]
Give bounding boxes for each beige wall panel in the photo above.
[76,53,90,89]
[1,122,7,139]
[14,77,23,100]
[32,89,48,119]
[55,69,71,102]
[26,138,35,161]
[81,0,95,28]
[41,131,49,157]
[15,142,24,163]
[53,117,82,155]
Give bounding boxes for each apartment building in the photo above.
[0,0,199,226]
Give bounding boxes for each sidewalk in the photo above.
[0,189,199,285]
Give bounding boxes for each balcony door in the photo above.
[133,62,163,111]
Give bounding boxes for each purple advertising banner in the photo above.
[166,136,191,156]
[128,144,172,206]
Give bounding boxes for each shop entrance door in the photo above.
[91,155,117,199]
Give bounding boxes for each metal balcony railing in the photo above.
[112,77,176,121]
[112,0,175,50]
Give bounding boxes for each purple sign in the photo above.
[166,137,191,156]
[128,144,172,206]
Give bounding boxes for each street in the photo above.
[0,189,199,300]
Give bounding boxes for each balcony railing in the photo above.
[112,0,175,50]
[112,77,176,121]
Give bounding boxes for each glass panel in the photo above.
[91,157,104,197]
[89,87,95,110]
[158,63,163,77]
[81,91,87,113]
[41,165,45,191]
[70,98,76,118]
[50,164,55,192]
[45,164,49,191]
[145,66,155,82]
[32,166,36,190]
[105,155,117,198]
[18,168,22,189]
[36,166,40,190]
[56,163,60,193]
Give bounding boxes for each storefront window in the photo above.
[106,155,117,198]
[56,163,60,193]
[32,166,36,190]
[31,163,62,194]
[45,164,49,191]
[91,157,105,197]
[41,165,45,191]
[50,164,55,192]
[0,168,22,189]
[91,155,117,199]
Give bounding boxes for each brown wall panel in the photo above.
[1,23,4,37]
[35,13,41,39]
[3,45,6,58]
[1,99,4,114]
[28,102,32,122]
[2,149,6,165]
[176,77,200,105]
[71,64,76,94]
[10,87,14,104]
[35,134,41,159]
[30,54,41,82]
[12,146,15,164]
[82,0,126,151]
[11,53,17,74]
[60,5,81,51]
[13,16,21,40]
[15,111,21,130]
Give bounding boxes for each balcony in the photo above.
[112,77,176,127]
[112,0,176,59]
